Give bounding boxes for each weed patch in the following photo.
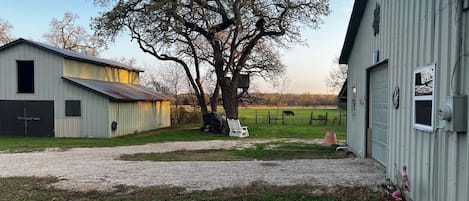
[0,177,392,201]
[119,142,348,161]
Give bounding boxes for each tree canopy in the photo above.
[93,0,330,123]
[0,18,14,46]
[326,56,347,93]
[44,12,106,56]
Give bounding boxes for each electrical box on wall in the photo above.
[439,96,468,133]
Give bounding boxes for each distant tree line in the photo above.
[173,93,337,107]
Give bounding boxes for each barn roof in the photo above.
[0,38,143,72]
[63,77,171,102]
[339,0,368,64]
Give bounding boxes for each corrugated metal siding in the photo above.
[63,59,140,84]
[60,82,109,138]
[346,0,469,200]
[0,43,63,101]
[0,43,66,137]
[108,101,170,137]
[55,118,80,137]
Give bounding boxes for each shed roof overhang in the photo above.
[63,77,171,102]
[338,0,368,64]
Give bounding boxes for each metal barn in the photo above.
[0,38,171,138]
[340,0,469,200]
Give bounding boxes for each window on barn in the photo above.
[413,65,435,131]
[65,100,81,117]
[17,60,34,93]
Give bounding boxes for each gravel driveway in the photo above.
[0,140,386,192]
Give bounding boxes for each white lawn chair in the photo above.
[227,118,249,137]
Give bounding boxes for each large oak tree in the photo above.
[93,0,329,126]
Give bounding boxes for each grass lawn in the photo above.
[0,123,344,153]
[118,142,347,161]
[0,177,391,201]
[0,108,346,152]
[246,124,345,140]
[0,128,230,152]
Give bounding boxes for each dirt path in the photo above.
[0,140,385,192]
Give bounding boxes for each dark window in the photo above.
[415,100,432,126]
[65,100,81,117]
[17,61,34,93]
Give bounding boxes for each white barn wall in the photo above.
[0,43,63,104]
[346,0,469,200]
[0,43,68,137]
[108,101,170,137]
[58,82,109,138]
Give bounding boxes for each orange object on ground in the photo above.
[323,130,337,145]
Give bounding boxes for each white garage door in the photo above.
[370,65,389,166]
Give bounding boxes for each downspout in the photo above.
[453,0,464,96]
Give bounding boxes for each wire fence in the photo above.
[169,107,347,127]
[238,110,347,126]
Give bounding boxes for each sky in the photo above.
[0,0,354,94]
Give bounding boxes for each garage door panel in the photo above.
[370,66,389,166]
[0,101,54,137]
[0,101,25,136]
[25,101,54,137]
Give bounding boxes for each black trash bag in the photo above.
[201,112,228,135]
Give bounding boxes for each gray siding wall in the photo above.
[108,101,170,137]
[346,0,469,200]
[0,43,63,103]
[58,82,109,138]
[0,44,67,136]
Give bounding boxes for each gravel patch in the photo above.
[0,140,385,192]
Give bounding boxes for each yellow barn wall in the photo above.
[108,101,171,137]
[63,59,140,84]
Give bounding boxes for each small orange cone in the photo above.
[323,130,337,145]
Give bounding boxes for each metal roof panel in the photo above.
[63,77,171,101]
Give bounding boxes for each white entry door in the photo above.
[369,65,389,166]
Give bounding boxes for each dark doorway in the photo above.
[0,100,54,137]
[17,60,35,93]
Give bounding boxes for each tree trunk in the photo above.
[220,78,238,119]
[210,81,220,112]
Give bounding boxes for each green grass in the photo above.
[118,142,346,161]
[238,108,346,140]
[0,128,229,152]
[238,108,347,126]
[0,108,346,152]
[0,177,390,201]
[245,124,345,140]
[0,124,344,153]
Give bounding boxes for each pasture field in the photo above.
[238,107,346,125]
[238,107,347,140]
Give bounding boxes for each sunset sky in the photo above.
[0,0,354,94]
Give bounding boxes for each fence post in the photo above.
[268,111,271,125]
[339,111,342,125]
[255,109,258,124]
[309,112,313,126]
[282,113,285,125]
[324,112,328,125]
